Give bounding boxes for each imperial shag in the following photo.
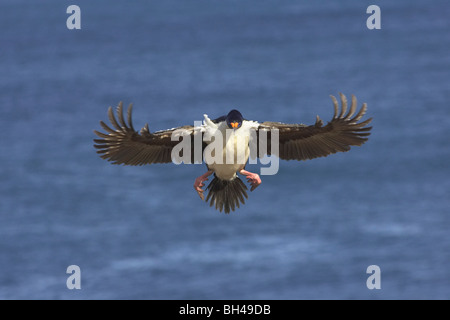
[94,93,372,213]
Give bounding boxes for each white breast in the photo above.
[203,118,259,180]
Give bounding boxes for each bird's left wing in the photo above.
[94,102,203,165]
[255,93,372,161]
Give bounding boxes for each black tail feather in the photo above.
[205,175,248,213]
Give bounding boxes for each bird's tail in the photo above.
[205,175,248,214]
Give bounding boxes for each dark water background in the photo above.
[0,0,449,299]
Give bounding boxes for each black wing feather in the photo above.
[93,102,203,165]
[256,93,372,161]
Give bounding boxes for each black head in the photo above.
[226,109,243,129]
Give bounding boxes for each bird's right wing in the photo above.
[93,102,203,165]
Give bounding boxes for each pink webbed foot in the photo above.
[194,171,213,200]
[240,169,261,192]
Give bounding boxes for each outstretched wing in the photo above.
[256,93,372,161]
[93,102,202,165]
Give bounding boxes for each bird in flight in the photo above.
[94,93,372,213]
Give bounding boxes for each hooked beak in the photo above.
[230,121,239,129]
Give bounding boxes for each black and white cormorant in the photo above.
[94,93,372,213]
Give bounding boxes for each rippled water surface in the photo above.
[0,0,449,299]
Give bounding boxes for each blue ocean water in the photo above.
[0,0,449,299]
